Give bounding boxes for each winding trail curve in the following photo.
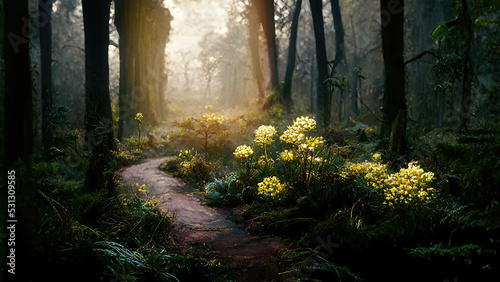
[119,157,285,281]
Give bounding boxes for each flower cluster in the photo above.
[201,112,225,124]
[343,156,437,207]
[135,113,143,123]
[299,137,324,152]
[372,153,382,162]
[293,116,316,131]
[234,145,254,159]
[345,160,388,189]
[383,162,435,206]
[280,116,316,145]
[257,156,275,169]
[279,150,294,162]
[254,125,277,146]
[178,149,195,173]
[257,176,285,198]
[138,184,148,194]
[280,127,305,144]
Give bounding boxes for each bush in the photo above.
[203,174,244,206]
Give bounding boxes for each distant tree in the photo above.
[255,0,279,91]
[82,0,115,191]
[431,0,500,129]
[379,0,407,156]
[309,0,330,132]
[39,0,54,149]
[282,0,303,114]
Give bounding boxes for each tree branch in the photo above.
[404,50,441,66]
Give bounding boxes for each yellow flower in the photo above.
[257,176,285,198]
[280,117,316,145]
[254,125,277,146]
[138,184,148,194]
[135,113,143,123]
[293,116,316,132]
[279,150,294,162]
[372,153,382,162]
[280,126,305,144]
[234,145,254,159]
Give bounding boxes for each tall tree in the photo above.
[379,0,407,155]
[3,0,33,167]
[247,2,266,101]
[459,0,473,130]
[114,0,132,140]
[114,0,171,139]
[2,1,36,279]
[282,0,303,114]
[39,0,53,149]
[330,0,345,65]
[255,0,279,91]
[309,0,330,132]
[82,0,114,191]
[329,0,349,121]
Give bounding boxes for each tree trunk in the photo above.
[309,0,330,132]
[115,0,130,140]
[247,4,266,101]
[39,0,53,149]
[330,0,345,65]
[350,16,360,117]
[2,1,35,279]
[82,0,114,192]
[282,0,303,114]
[3,0,33,167]
[255,0,279,91]
[460,0,473,130]
[379,0,407,155]
[115,0,171,137]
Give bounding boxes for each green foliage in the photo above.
[203,174,244,206]
[166,149,215,185]
[279,247,362,281]
[408,243,494,266]
[431,130,500,205]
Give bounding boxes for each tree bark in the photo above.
[2,1,35,279]
[115,0,171,138]
[255,0,279,91]
[309,0,330,132]
[39,0,53,149]
[460,0,473,130]
[379,0,407,155]
[82,0,114,192]
[3,0,33,166]
[115,0,130,140]
[330,0,345,65]
[282,0,303,114]
[247,3,266,101]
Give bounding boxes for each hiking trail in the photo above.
[119,157,285,281]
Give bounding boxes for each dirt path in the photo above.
[119,157,285,281]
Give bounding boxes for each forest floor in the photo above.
[119,157,285,281]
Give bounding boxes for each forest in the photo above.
[1,0,499,281]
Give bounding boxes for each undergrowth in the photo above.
[166,107,500,281]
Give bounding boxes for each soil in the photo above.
[119,157,286,281]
